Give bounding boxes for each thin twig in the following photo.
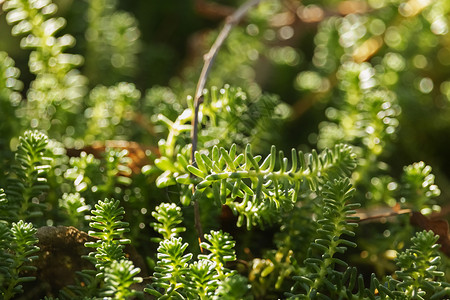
[354,208,412,223]
[354,206,450,223]
[190,0,262,248]
[191,0,262,162]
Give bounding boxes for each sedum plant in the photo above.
[387,230,448,299]
[2,0,87,137]
[2,130,52,223]
[150,202,186,242]
[0,220,39,300]
[0,0,450,299]
[181,143,356,228]
[146,202,250,299]
[0,131,49,299]
[287,178,360,299]
[103,259,142,299]
[85,198,132,275]
[63,198,142,299]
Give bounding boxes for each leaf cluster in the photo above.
[147,203,250,299]
[180,143,356,228]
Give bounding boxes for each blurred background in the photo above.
[1,0,450,298]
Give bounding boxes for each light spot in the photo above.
[418,77,433,94]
